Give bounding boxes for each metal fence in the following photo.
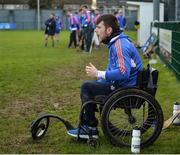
[0,9,137,30]
[0,9,64,30]
[152,21,180,80]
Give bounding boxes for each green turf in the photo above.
[0,30,180,153]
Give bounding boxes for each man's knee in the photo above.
[81,80,95,91]
[80,80,96,101]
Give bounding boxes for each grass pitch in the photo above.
[0,30,180,153]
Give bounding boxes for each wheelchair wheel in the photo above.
[31,117,50,140]
[101,88,163,148]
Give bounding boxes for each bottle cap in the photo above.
[132,129,141,137]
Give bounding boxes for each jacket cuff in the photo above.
[97,70,106,79]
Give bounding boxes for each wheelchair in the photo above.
[30,64,164,148]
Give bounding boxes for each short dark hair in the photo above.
[114,11,118,15]
[82,5,88,9]
[96,14,119,33]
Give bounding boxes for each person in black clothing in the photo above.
[44,13,56,47]
[81,5,93,52]
[67,9,77,48]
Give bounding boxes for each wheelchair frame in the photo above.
[30,65,164,148]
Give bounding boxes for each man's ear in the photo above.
[107,27,113,36]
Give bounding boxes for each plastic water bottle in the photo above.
[131,127,141,154]
[173,102,180,125]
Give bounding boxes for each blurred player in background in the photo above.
[67,9,78,48]
[44,13,56,47]
[55,15,62,42]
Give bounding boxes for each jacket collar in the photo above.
[107,33,130,48]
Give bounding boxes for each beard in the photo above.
[101,30,122,44]
[97,33,110,44]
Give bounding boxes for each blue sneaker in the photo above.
[67,125,98,139]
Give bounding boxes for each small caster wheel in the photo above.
[87,138,100,148]
[31,117,49,140]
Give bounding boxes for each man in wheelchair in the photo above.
[67,14,143,139]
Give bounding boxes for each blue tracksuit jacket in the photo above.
[55,19,62,33]
[99,33,143,87]
[68,14,77,31]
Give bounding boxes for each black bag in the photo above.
[137,64,159,96]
